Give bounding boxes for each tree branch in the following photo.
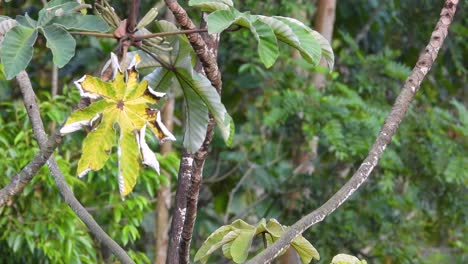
[246,0,458,264]
[246,1,459,263]
[164,0,222,90]
[168,150,193,264]
[16,71,135,264]
[0,129,62,207]
[164,2,223,263]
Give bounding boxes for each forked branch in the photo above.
[246,1,459,263]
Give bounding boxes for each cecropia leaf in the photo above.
[60,53,175,197]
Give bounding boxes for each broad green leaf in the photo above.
[189,0,233,12]
[141,19,233,151]
[206,8,241,34]
[38,1,80,26]
[175,68,234,151]
[51,15,109,32]
[230,228,256,263]
[61,53,175,197]
[291,235,320,263]
[144,67,176,93]
[273,16,323,67]
[0,25,38,80]
[15,14,37,28]
[194,225,235,263]
[249,19,279,68]
[274,16,334,69]
[180,82,210,152]
[222,242,233,259]
[42,24,76,67]
[331,254,363,264]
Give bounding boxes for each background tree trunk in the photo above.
[312,0,336,90]
[155,10,176,264]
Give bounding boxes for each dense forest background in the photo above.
[0,0,466,263]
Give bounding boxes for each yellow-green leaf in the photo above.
[61,53,175,197]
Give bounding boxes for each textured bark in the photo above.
[155,96,175,264]
[246,1,458,263]
[16,71,135,264]
[164,1,223,263]
[312,0,336,90]
[164,0,222,92]
[179,14,221,264]
[168,151,194,264]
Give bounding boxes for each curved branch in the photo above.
[0,129,62,207]
[16,71,135,264]
[246,1,459,263]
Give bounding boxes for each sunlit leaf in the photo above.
[60,53,175,197]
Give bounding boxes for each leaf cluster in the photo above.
[194,218,319,263]
[0,0,108,79]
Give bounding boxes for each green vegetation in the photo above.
[0,0,466,263]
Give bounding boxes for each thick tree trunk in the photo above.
[312,0,336,90]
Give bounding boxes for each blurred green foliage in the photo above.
[0,0,466,263]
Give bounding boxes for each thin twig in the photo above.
[16,71,135,264]
[69,31,115,38]
[133,29,208,41]
[246,1,459,263]
[70,29,210,40]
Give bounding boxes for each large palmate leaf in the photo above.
[60,53,175,197]
[0,1,109,79]
[0,25,38,79]
[142,21,234,152]
[195,219,319,263]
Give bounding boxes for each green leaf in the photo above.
[331,254,363,264]
[51,15,109,32]
[194,225,235,263]
[61,54,175,197]
[249,19,279,68]
[0,25,38,80]
[38,1,80,26]
[206,8,241,34]
[291,235,320,263]
[272,16,322,66]
[181,83,210,152]
[42,24,76,67]
[274,16,333,69]
[15,14,37,28]
[230,228,256,263]
[175,69,234,150]
[189,0,233,12]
